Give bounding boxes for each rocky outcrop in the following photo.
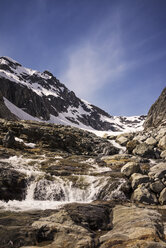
[0,210,57,248]
[0,119,119,156]
[28,203,112,248]
[130,173,149,190]
[119,159,166,206]
[0,90,18,120]
[64,203,111,231]
[121,161,140,177]
[0,165,27,201]
[144,87,166,128]
[31,209,95,248]
[100,205,166,248]
[133,143,156,158]
[2,203,166,248]
[132,186,158,205]
[158,136,166,150]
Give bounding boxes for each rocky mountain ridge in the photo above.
[144,87,166,129]
[0,56,145,132]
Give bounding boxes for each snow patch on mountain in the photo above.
[4,97,94,130]
[4,97,41,121]
[0,56,146,133]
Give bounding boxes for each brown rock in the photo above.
[121,162,140,177]
[100,205,165,248]
[126,139,139,153]
[158,136,166,150]
[132,186,158,205]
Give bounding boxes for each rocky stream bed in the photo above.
[0,118,166,248]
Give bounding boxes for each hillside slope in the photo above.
[0,56,145,132]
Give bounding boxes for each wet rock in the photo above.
[0,224,37,248]
[132,186,158,204]
[0,209,57,248]
[96,178,127,202]
[2,130,16,148]
[101,154,132,171]
[133,143,156,158]
[0,167,27,201]
[119,180,131,196]
[34,179,65,201]
[159,188,166,205]
[130,173,149,189]
[121,162,140,177]
[31,209,97,248]
[100,205,164,247]
[65,203,112,231]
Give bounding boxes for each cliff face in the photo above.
[0,90,18,120]
[144,87,166,128]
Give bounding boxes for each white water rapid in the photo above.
[0,156,126,211]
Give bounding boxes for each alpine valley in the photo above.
[0,56,166,248]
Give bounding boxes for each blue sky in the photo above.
[0,0,166,116]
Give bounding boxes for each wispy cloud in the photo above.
[60,3,166,103]
[61,31,127,99]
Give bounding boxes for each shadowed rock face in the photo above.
[0,56,114,130]
[144,87,166,128]
[0,91,18,120]
[0,166,27,201]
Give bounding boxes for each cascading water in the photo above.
[0,156,126,211]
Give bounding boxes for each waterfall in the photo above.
[0,156,126,211]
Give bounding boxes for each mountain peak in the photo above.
[0,56,21,67]
[42,70,53,77]
[0,56,145,133]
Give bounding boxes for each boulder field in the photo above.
[0,117,165,248]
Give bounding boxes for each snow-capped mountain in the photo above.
[0,56,145,132]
